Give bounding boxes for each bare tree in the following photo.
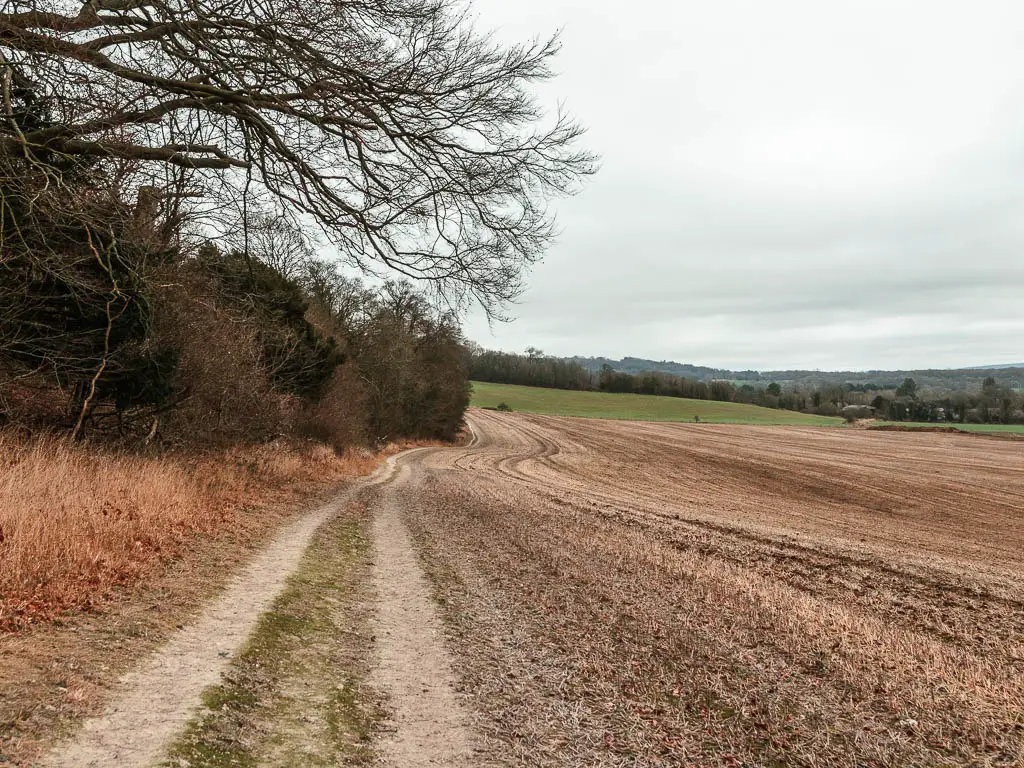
[223,209,317,280]
[0,0,596,312]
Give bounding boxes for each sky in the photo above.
[460,0,1024,371]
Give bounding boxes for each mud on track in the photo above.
[408,410,1024,767]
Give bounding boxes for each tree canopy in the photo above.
[1,0,595,312]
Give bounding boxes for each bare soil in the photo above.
[867,424,964,433]
[404,409,1024,766]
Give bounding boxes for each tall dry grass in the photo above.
[0,432,385,631]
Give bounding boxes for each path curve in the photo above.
[41,452,412,768]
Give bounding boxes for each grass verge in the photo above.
[162,496,381,767]
[470,381,843,426]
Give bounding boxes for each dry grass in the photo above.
[0,432,391,631]
[404,410,1024,766]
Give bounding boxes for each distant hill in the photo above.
[566,356,752,381]
[566,356,1024,392]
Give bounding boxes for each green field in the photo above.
[469,382,844,426]
[873,421,1024,434]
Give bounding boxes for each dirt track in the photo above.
[408,409,1024,766]
[37,454,411,768]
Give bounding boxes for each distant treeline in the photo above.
[469,349,1024,424]
[845,377,1022,424]
[469,348,739,404]
[568,356,757,382]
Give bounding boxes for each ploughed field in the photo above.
[409,409,1024,766]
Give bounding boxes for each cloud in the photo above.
[463,0,1024,370]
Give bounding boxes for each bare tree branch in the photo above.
[0,0,596,312]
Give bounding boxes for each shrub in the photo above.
[152,274,287,444]
[195,247,342,398]
[815,403,840,418]
[297,365,369,450]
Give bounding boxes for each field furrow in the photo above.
[408,410,1024,767]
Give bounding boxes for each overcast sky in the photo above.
[460,0,1024,371]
